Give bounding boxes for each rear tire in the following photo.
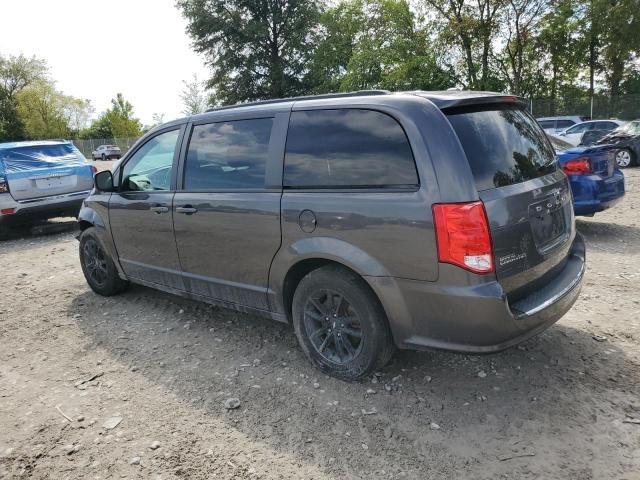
[616,149,635,168]
[292,265,395,381]
[79,227,127,296]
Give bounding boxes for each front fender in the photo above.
[78,204,105,229]
[77,194,126,279]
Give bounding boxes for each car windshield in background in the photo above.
[614,121,640,135]
[547,134,574,152]
[446,106,557,191]
[0,143,77,161]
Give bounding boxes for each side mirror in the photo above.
[94,170,114,192]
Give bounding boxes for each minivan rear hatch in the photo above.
[0,143,94,201]
[444,101,574,301]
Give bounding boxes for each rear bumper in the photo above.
[571,171,625,216]
[368,233,585,353]
[0,191,90,224]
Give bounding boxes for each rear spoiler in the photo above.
[438,95,530,112]
[412,92,530,111]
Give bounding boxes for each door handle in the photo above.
[149,206,169,214]
[175,206,198,214]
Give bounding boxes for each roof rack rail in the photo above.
[205,90,390,113]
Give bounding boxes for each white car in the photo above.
[91,144,122,161]
[536,116,586,134]
[557,119,627,146]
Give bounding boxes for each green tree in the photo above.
[308,0,453,92]
[82,93,142,139]
[537,0,580,105]
[423,0,505,89]
[598,0,640,97]
[16,80,70,139]
[180,74,208,115]
[0,54,47,141]
[494,0,547,96]
[177,0,320,105]
[15,80,93,139]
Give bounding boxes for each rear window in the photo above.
[284,109,418,188]
[0,143,78,161]
[556,120,575,128]
[538,120,555,129]
[446,106,557,191]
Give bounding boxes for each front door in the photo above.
[109,127,185,290]
[173,117,282,310]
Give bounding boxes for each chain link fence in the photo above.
[71,137,139,159]
[531,94,640,120]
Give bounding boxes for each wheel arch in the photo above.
[279,257,397,343]
[271,238,393,322]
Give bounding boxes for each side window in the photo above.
[567,123,589,134]
[284,109,418,188]
[538,120,555,129]
[598,121,617,130]
[121,129,179,192]
[183,118,273,190]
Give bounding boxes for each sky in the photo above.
[0,0,210,125]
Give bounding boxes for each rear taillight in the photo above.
[91,165,97,174]
[0,175,8,193]
[432,202,494,274]
[562,157,591,175]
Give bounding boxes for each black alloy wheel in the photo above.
[303,289,364,365]
[82,237,108,288]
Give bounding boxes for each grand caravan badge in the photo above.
[499,252,527,266]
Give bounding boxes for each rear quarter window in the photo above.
[284,109,418,188]
[0,144,86,172]
[446,106,557,191]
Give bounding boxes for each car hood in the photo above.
[596,132,637,144]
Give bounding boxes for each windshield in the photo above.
[446,105,558,191]
[547,134,573,152]
[613,121,640,135]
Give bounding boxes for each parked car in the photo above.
[0,140,95,231]
[595,120,640,168]
[548,134,625,216]
[92,144,122,161]
[556,119,626,146]
[536,115,586,134]
[78,90,585,380]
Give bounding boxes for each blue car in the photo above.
[548,135,625,216]
[0,140,95,229]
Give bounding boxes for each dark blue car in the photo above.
[549,135,625,216]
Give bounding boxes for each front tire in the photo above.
[616,149,635,168]
[101,153,106,161]
[79,227,127,296]
[292,265,395,381]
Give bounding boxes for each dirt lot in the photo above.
[1,167,639,480]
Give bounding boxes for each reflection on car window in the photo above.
[616,121,640,135]
[556,120,575,128]
[184,118,273,190]
[121,129,179,191]
[284,109,418,188]
[447,106,557,191]
[547,134,573,152]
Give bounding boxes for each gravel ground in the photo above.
[1,168,639,479]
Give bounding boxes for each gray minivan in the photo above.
[78,90,585,380]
